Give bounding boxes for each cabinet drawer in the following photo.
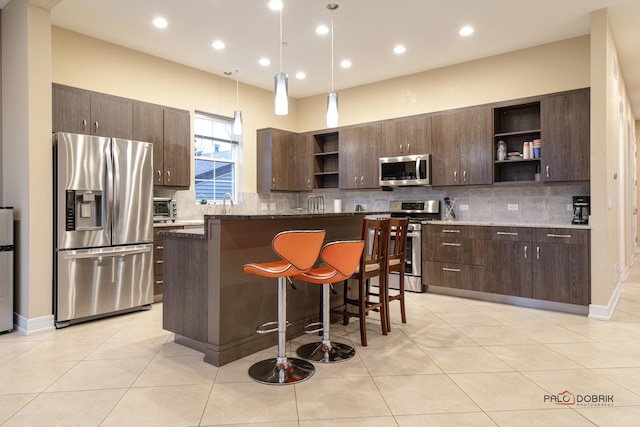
[423,224,484,239]
[534,228,589,245]
[423,261,484,291]
[424,236,484,265]
[485,226,533,241]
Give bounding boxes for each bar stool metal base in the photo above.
[248,356,315,385]
[297,341,356,363]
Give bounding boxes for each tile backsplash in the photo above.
[159,183,588,226]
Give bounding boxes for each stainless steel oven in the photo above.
[388,200,440,293]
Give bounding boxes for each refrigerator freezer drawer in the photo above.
[56,244,153,324]
[0,251,13,332]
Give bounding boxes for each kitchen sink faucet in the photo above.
[222,193,234,214]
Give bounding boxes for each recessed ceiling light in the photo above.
[211,40,225,50]
[393,45,406,54]
[152,17,168,29]
[259,57,271,66]
[295,71,306,79]
[459,25,474,36]
[268,0,283,11]
[316,25,329,35]
[340,59,352,69]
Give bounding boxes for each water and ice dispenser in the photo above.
[65,190,103,231]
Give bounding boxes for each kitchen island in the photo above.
[160,212,372,366]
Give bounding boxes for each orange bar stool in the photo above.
[293,240,365,363]
[242,229,325,385]
[331,218,390,346]
[386,217,409,331]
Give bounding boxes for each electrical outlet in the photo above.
[261,203,268,211]
[459,204,469,211]
[269,202,277,211]
[507,204,519,211]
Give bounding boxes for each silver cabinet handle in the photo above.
[399,143,403,153]
[307,179,311,188]
[157,245,163,250]
[442,229,460,233]
[536,246,540,259]
[497,231,518,236]
[453,171,458,182]
[547,233,571,238]
[94,121,99,132]
[354,176,358,185]
[155,280,163,285]
[157,170,162,181]
[442,242,461,247]
[524,245,528,259]
[407,143,411,153]
[82,119,87,131]
[156,260,163,264]
[360,176,364,186]
[463,170,467,182]
[166,170,171,182]
[442,267,461,272]
[546,165,550,178]
[272,177,276,187]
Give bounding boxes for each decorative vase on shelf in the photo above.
[496,140,507,161]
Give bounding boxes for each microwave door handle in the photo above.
[415,158,421,180]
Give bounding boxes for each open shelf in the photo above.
[313,132,339,188]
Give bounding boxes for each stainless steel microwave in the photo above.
[153,197,177,222]
[379,154,432,187]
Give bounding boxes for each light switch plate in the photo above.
[459,204,469,211]
[261,203,268,211]
[269,202,277,211]
[507,204,519,211]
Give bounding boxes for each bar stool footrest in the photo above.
[303,322,323,334]
[256,320,291,334]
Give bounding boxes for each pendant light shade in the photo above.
[326,92,338,128]
[274,5,288,115]
[326,3,339,128]
[274,72,289,115]
[233,70,243,136]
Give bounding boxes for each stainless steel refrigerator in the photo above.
[54,132,154,327]
[0,207,14,333]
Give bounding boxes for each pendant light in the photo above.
[273,2,288,115]
[326,3,339,128]
[233,69,243,136]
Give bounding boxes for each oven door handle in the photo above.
[406,232,421,238]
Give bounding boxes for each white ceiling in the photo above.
[35,0,640,116]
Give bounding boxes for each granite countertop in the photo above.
[425,220,590,230]
[203,211,386,220]
[154,219,205,228]
[159,227,207,239]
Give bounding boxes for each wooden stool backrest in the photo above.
[388,217,409,265]
[360,218,391,276]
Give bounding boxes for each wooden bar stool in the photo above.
[331,218,390,346]
[386,217,409,331]
[293,240,365,363]
[242,229,325,385]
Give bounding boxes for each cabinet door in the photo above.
[133,102,165,185]
[532,242,590,305]
[540,89,590,182]
[257,129,300,192]
[339,124,380,189]
[484,240,532,297]
[381,116,431,157]
[459,107,492,185]
[90,93,133,139]
[163,108,191,187]
[52,84,91,134]
[431,111,460,185]
[298,134,315,191]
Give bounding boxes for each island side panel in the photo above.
[205,215,364,366]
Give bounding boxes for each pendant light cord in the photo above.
[235,69,239,109]
[279,8,283,73]
[330,8,334,92]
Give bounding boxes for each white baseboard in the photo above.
[14,313,55,335]
[588,283,622,320]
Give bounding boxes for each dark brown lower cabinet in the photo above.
[532,241,590,305]
[424,261,484,292]
[484,240,532,298]
[154,226,183,301]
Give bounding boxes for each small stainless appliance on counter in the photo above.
[388,200,441,292]
[53,132,154,328]
[0,207,14,333]
[153,197,177,222]
[572,196,590,225]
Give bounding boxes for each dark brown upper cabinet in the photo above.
[380,115,432,157]
[339,124,381,189]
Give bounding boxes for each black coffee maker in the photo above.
[572,196,590,225]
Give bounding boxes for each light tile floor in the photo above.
[3,266,640,426]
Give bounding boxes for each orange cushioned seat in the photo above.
[242,229,325,385]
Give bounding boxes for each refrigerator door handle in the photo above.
[62,246,152,260]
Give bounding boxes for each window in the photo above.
[193,112,240,202]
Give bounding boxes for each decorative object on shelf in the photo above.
[533,139,541,158]
[271,1,288,115]
[523,141,530,159]
[326,3,339,128]
[496,140,507,161]
[233,70,243,136]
